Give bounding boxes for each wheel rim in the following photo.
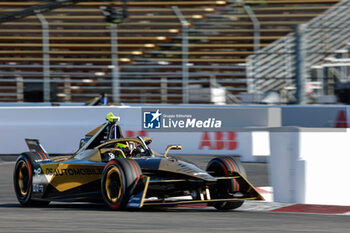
[17,160,29,196]
[105,167,122,203]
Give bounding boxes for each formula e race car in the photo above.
[14,113,264,210]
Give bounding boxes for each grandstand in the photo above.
[247,0,350,104]
[0,0,342,103]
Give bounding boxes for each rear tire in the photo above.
[206,156,246,211]
[101,158,141,210]
[13,154,50,206]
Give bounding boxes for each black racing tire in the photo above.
[13,153,50,206]
[206,156,246,211]
[101,158,142,210]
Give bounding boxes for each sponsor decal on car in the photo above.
[38,164,104,192]
[34,168,42,176]
[33,184,44,193]
[45,167,103,176]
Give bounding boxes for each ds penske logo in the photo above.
[143,109,162,129]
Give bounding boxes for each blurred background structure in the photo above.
[1,0,350,104]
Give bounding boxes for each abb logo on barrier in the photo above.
[199,132,238,150]
[124,130,147,138]
[124,130,238,151]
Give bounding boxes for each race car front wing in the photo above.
[127,171,265,208]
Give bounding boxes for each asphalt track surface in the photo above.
[1,155,349,233]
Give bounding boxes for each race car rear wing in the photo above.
[25,138,49,157]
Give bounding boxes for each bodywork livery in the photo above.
[14,113,264,210]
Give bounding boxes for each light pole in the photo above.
[110,23,120,103]
[173,6,189,104]
[36,12,51,102]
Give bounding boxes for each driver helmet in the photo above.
[115,142,130,156]
[115,142,127,149]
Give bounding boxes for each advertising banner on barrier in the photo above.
[141,107,280,132]
[0,106,274,161]
[4,105,349,162]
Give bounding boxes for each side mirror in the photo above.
[144,139,152,145]
[129,142,135,151]
[164,145,182,158]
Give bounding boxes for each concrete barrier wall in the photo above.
[281,106,348,128]
[269,127,350,205]
[145,131,258,161]
[1,104,350,164]
[3,104,350,204]
[0,106,275,162]
[0,106,140,154]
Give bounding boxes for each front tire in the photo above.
[206,156,246,210]
[101,158,142,210]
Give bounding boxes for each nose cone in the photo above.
[158,158,216,182]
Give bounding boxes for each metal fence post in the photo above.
[246,57,254,93]
[110,23,120,103]
[173,6,189,104]
[295,24,307,104]
[36,13,50,102]
[64,77,71,102]
[16,76,24,102]
[243,5,260,53]
[161,77,168,104]
[244,5,260,96]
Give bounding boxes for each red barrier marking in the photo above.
[270,204,350,214]
[256,187,272,194]
[335,110,348,128]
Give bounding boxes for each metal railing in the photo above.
[311,52,350,96]
[0,64,246,103]
[246,0,350,102]
[0,4,248,104]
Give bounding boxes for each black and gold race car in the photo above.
[13,113,264,210]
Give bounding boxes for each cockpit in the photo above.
[73,137,153,163]
[73,113,155,162]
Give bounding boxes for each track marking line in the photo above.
[270,204,350,215]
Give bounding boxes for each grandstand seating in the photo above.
[0,0,341,103]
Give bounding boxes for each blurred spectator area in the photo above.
[0,0,340,103]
